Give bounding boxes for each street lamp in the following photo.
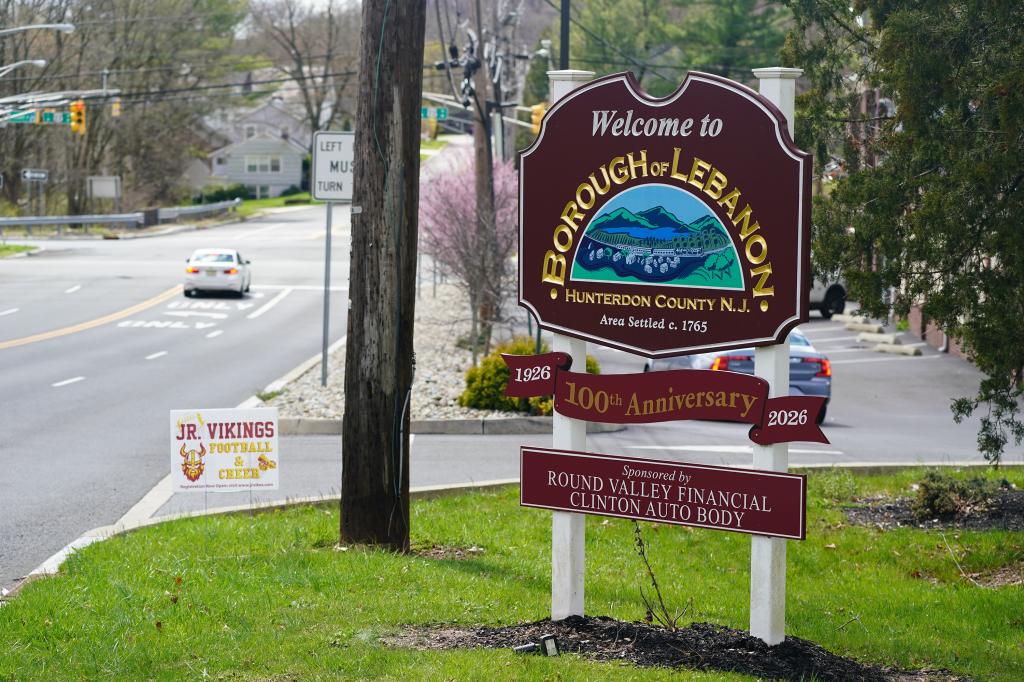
[0,23,75,38]
[0,59,46,79]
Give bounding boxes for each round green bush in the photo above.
[458,336,600,414]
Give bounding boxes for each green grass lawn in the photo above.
[2,467,1022,680]
[0,244,32,258]
[235,192,315,218]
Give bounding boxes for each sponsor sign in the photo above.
[311,130,354,202]
[503,352,827,445]
[521,447,806,540]
[519,71,812,357]
[87,175,122,200]
[170,408,279,492]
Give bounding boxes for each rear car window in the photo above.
[192,253,236,263]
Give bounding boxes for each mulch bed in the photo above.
[384,615,968,681]
[843,489,1024,532]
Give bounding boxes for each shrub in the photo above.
[196,183,250,204]
[815,468,857,502]
[458,336,600,413]
[280,185,303,197]
[911,471,998,520]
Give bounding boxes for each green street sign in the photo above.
[8,111,36,124]
[420,106,449,121]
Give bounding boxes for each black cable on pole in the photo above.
[559,0,570,70]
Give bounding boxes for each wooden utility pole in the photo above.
[341,0,426,551]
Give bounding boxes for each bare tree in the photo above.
[250,0,360,139]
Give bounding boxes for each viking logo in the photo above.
[180,442,206,482]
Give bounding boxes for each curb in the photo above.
[279,416,627,436]
[856,331,900,344]
[845,321,885,333]
[875,343,922,356]
[831,313,867,324]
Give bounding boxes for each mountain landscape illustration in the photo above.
[572,201,742,289]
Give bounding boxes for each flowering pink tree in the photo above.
[419,149,518,363]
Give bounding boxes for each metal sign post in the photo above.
[311,131,355,387]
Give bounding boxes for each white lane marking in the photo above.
[206,330,224,338]
[626,445,844,455]
[163,311,229,319]
[64,285,81,294]
[52,376,85,387]
[247,287,292,319]
[809,335,859,344]
[827,352,937,364]
[251,284,348,292]
[801,328,855,337]
[145,351,167,360]
[0,308,18,316]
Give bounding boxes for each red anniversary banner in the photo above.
[503,353,827,445]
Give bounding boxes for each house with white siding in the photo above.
[209,134,307,198]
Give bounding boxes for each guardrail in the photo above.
[157,198,241,222]
[0,212,144,235]
[0,197,241,235]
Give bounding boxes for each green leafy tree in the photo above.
[783,0,1024,465]
[677,0,789,84]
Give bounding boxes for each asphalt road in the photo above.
[0,206,349,590]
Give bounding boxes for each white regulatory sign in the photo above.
[312,130,354,202]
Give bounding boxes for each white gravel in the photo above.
[265,282,523,421]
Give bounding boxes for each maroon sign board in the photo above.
[521,447,806,540]
[519,71,812,358]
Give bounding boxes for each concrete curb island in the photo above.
[281,416,626,436]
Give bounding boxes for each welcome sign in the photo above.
[519,71,812,357]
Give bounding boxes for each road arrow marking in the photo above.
[206,330,224,338]
[194,322,216,330]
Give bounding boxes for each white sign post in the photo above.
[312,131,355,386]
[169,407,279,492]
[547,69,595,621]
[749,66,802,646]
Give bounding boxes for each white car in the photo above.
[809,279,846,319]
[184,248,251,297]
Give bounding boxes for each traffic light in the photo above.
[110,98,121,118]
[69,99,86,135]
[531,103,547,135]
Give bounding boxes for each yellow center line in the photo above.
[0,284,183,351]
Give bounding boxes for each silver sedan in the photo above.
[183,248,252,297]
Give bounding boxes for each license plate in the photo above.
[205,270,217,276]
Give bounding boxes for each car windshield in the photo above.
[192,253,235,263]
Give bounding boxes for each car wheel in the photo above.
[184,289,194,298]
[821,287,846,319]
[816,404,827,425]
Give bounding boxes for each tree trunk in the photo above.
[340,0,426,551]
